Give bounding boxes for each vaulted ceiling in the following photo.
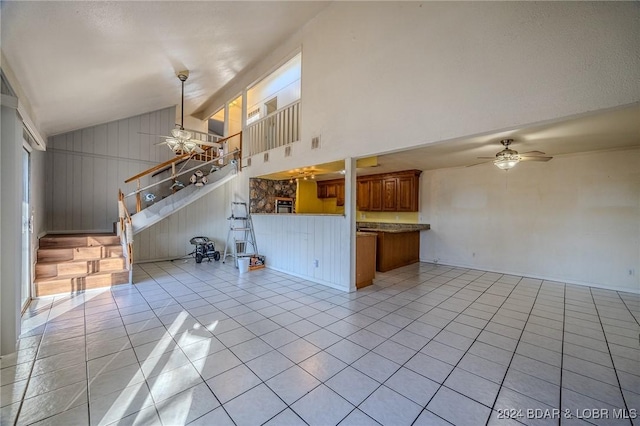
[1,1,329,136]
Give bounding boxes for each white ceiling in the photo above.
[257,104,639,180]
[360,104,640,175]
[1,1,329,136]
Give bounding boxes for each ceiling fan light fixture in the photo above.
[494,155,520,170]
[166,138,179,150]
[183,140,197,152]
[171,128,192,139]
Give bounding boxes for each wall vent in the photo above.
[311,136,320,149]
[263,152,269,163]
[284,146,292,157]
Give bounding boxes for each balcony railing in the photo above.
[246,100,300,156]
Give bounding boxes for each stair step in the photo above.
[35,270,130,297]
[37,245,123,262]
[35,257,126,279]
[40,234,120,249]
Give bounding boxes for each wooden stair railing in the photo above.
[118,189,133,284]
[123,131,242,213]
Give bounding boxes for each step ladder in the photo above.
[223,202,258,267]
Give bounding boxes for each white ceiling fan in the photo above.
[470,139,553,170]
[153,71,220,155]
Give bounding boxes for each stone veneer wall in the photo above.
[249,178,297,213]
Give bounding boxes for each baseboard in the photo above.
[263,265,351,293]
[419,257,640,295]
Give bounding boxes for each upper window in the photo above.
[246,53,301,125]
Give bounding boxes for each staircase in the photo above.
[131,162,237,234]
[35,234,129,296]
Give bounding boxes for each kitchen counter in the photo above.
[355,223,428,272]
[356,222,430,233]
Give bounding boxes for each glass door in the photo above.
[21,147,31,311]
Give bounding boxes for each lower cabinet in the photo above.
[376,231,420,272]
[356,232,377,288]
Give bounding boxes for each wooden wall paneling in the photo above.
[71,154,81,229]
[94,124,107,156]
[139,114,149,163]
[51,152,65,230]
[127,115,139,160]
[81,156,94,230]
[107,157,119,229]
[44,152,53,230]
[73,130,82,152]
[82,127,94,154]
[118,119,129,159]
[333,218,343,284]
[107,122,119,158]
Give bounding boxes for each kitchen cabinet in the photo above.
[317,179,345,206]
[370,179,383,211]
[357,170,420,212]
[356,232,377,288]
[382,178,397,211]
[357,181,370,210]
[375,230,420,272]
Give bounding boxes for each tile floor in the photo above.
[1,261,638,426]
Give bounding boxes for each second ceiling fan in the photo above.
[471,139,553,170]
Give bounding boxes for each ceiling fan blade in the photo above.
[520,156,552,162]
[154,141,168,146]
[520,150,547,156]
[193,146,205,154]
[466,160,491,167]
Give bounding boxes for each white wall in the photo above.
[420,148,640,293]
[1,99,23,355]
[165,2,639,293]
[45,107,175,232]
[134,171,246,262]
[246,53,301,121]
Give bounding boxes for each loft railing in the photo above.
[246,100,300,156]
[122,132,242,214]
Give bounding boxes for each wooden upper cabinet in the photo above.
[325,183,338,198]
[370,179,383,211]
[336,182,345,206]
[397,174,417,211]
[317,179,345,206]
[382,178,397,211]
[357,170,421,212]
[317,184,327,198]
[357,180,371,211]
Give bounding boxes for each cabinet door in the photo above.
[325,183,337,198]
[357,181,370,210]
[382,178,397,211]
[370,179,383,211]
[337,182,345,206]
[397,175,417,211]
[317,183,327,198]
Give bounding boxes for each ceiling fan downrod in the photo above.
[177,71,189,130]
